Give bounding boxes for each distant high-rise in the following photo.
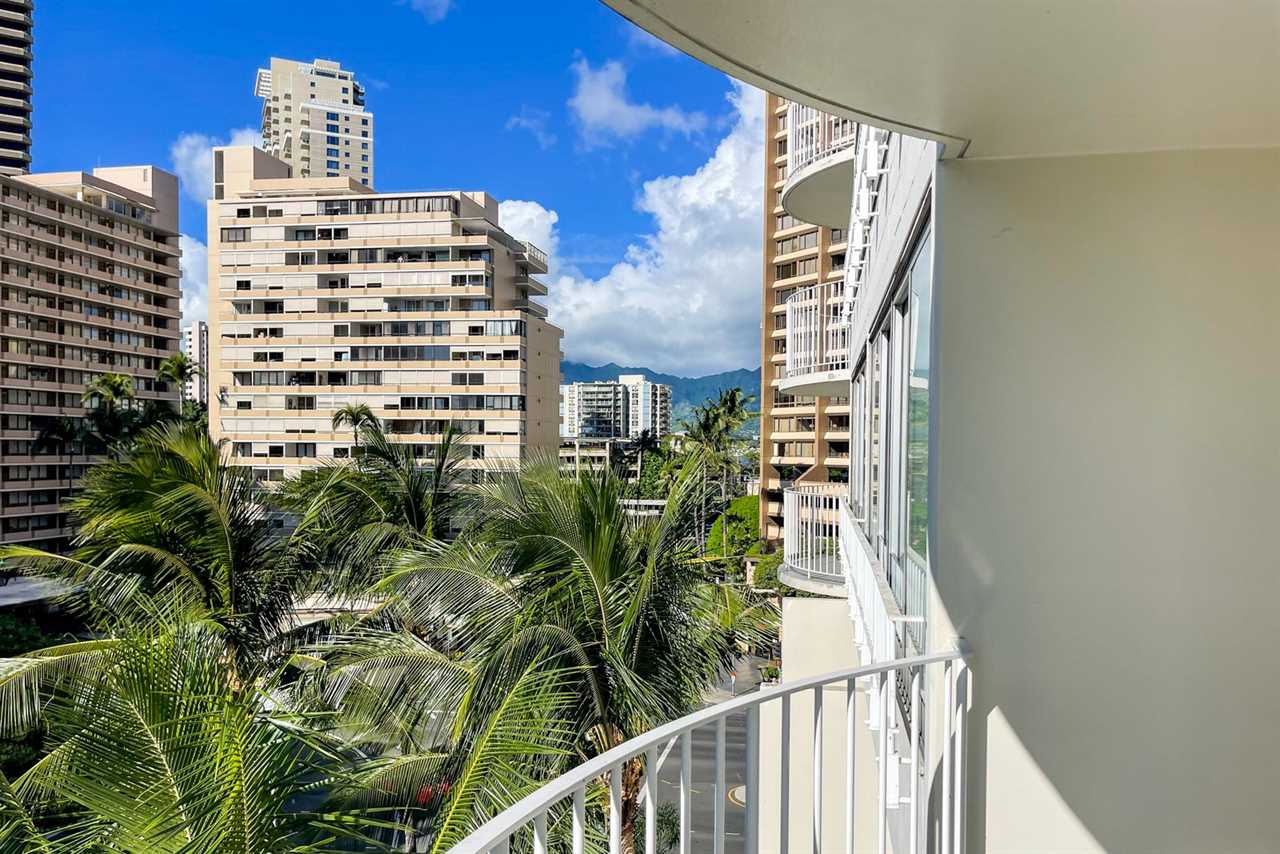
[560,375,672,440]
[0,0,34,176]
[253,58,374,187]
[182,320,209,406]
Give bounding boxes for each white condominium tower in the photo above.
[618,373,670,438]
[560,374,671,439]
[206,146,561,481]
[181,319,208,405]
[253,58,374,187]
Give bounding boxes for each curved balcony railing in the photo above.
[450,652,970,854]
[782,484,847,592]
[783,279,849,392]
[786,102,858,180]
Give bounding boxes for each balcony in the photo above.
[780,279,849,397]
[780,102,858,228]
[516,240,549,275]
[780,484,847,596]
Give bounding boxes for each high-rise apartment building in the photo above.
[559,381,628,439]
[0,165,182,549]
[619,373,671,438]
[758,93,854,541]
[254,58,374,187]
[207,146,560,482]
[0,0,33,176]
[560,374,672,439]
[181,319,209,405]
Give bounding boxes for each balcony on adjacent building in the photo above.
[780,483,847,596]
[516,240,549,275]
[780,278,849,397]
[781,102,858,228]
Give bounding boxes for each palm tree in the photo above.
[34,416,92,499]
[628,428,662,484]
[81,372,135,457]
[0,422,308,674]
[331,402,379,456]
[275,422,469,593]
[0,619,397,852]
[352,452,778,849]
[155,351,201,399]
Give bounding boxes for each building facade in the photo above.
[560,373,671,439]
[254,58,373,187]
[559,380,628,439]
[758,94,854,542]
[0,166,181,550]
[619,373,671,438]
[0,0,32,177]
[207,146,560,482]
[181,319,208,405]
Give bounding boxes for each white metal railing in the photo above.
[451,652,970,854]
[520,240,548,268]
[838,497,914,666]
[845,124,893,348]
[787,102,859,179]
[783,484,846,583]
[784,279,850,380]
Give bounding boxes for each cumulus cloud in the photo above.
[568,58,707,148]
[404,0,452,22]
[170,127,260,202]
[501,82,764,376]
[179,234,208,325]
[505,107,558,150]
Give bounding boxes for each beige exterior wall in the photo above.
[256,58,374,188]
[0,166,182,548]
[760,93,850,542]
[206,146,560,480]
[930,146,1280,852]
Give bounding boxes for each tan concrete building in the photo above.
[759,93,854,541]
[0,0,32,177]
[207,146,561,482]
[0,166,182,549]
[254,58,374,188]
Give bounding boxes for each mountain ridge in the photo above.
[559,360,761,409]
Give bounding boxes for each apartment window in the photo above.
[327,135,339,144]
[776,231,819,255]
[236,280,251,291]
[775,213,800,231]
[326,147,340,157]
[327,160,340,170]
[361,142,369,150]
[830,227,846,243]
[236,401,251,410]
[451,372,484,386]
[361,117,369,126]
[361,167,369,174]
[326,112,339,120]
[221,228,249,243]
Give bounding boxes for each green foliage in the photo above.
[0,614,51,658]
[180,400,208,434]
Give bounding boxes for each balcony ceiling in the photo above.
[601,0,1280,159]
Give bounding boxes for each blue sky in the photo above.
[30,0,765,375]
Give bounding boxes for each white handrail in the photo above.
[450,651,967,854]
[783,484,845,583]
[787,102,858,179]
[784,278,849,380]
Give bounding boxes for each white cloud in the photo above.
[170,127,260,202]
[568,58,707,148]
[501,82,764,376]
[179,234,208,325]
[404,0,452,22]
[505,107,558,150]
[625,24,680,57]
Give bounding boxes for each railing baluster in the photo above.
[845,676,856,854]
[680,731,693,854]
[610,764,623,854]
[533,812,548,854]
[813,685,824,854]
[780,692,791,851]
[941,660,954,854]
[572,786,586,854]
[909,666,921,854]
[877,672,889,854]
[746,705,761,854]
[645,746,658,854]
[954,660,969,854]
[715,716,726,854]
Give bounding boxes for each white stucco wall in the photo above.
[932,147,1280,852]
